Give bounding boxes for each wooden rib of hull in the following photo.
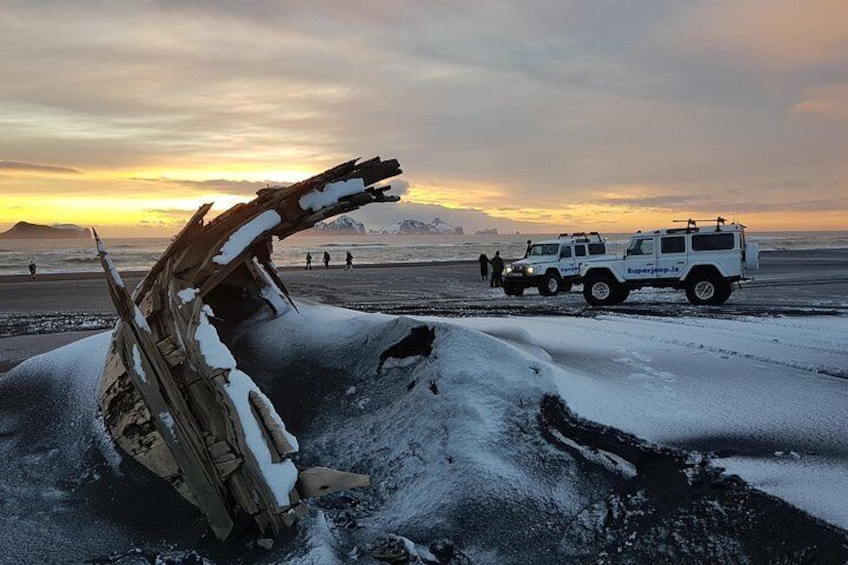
[97,157,399,540]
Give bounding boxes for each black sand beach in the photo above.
[2,249,848,563]
[1,249,847,371]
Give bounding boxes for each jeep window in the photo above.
[661,236,685,254]
[559,247,572,259]
[529,244,559,256]
[626,238,654,256]
[692,233,734,251]
[574,245,586,257]
[588,242,606,255]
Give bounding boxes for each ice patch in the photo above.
[177,287,199,303]
[299,178,365,212]
[133,306,150,333]
[224,369,299,506]
[213,210,281,265]
[131,344,146,383]
[159,410,176,438]
[195,305,236,370]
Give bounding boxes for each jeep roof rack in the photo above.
[558,231,603,243]
[672,217,727,232]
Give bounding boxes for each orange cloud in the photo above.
[794,84,848,119]
[668,0,848,70]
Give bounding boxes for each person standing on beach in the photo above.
[478,252,489,281]
[305,252,313,270]
[345,251,353,271]
[28,260,37,280]
[323,251,330,269]
[490,251,504,287]
[525,240,532,257]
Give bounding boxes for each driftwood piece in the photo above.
[297,467,372,499]
[97,157,401,540]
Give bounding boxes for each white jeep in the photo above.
[503,232,607,296]
[579,218,759,306]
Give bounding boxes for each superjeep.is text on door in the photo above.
[503,232,607,296]
[579,218,759,306]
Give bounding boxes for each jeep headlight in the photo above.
[505,265,513,275]
[526,266,535,275]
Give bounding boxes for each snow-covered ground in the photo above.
[1,299,847,563]
[428,313,848,530]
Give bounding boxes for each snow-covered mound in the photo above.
[378,218,463,235]
[312,215,366,235]
[1,306,847,563]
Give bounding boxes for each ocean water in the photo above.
[1,231,847,277]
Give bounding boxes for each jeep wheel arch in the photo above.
[685,267,728,305]
[582,270,622,306]
[538,270,561,296]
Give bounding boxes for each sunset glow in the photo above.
[1,1,846,237]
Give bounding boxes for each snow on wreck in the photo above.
[94,157,402,543]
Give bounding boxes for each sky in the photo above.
[1,0,847,236]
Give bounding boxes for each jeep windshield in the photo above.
[528,244,559,256]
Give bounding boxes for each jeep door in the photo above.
[624,236,658,280]
[558,245,578,276]
[655,235,687,278]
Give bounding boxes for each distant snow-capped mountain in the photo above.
[311,215,366,235]
[377,217,464,235]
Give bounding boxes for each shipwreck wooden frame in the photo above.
[96,157,402,541]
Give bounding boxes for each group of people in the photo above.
[305,251,354,271]
[478,251,505,287]
[478,240,532,288]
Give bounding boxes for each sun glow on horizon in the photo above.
[2,169,845,238]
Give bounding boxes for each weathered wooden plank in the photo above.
[96,233,235,539]
[133,202,213,304]
[296,467,371,499]
[248,390,297,461]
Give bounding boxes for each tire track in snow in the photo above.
[590,314,848,381]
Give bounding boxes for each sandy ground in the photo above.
[1,249,847,370]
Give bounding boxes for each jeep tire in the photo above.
[538,272,560,296]
[611,287,630,304]
[686,273,728,305]
[583,272,622,306]
[503,281,524,296]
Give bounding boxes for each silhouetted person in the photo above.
[323,251,330,269]
[490,251,504,287]
[345,251,353,271]
[478,253,489,281]
[305,252,313,270]
[525,240,532,257]
[28,260,37,280]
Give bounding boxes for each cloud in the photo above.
[133,177,287,196]
[1,1,847,232]
[664,0,848,70]
[794,84,848,119]
[0,160,81,174]
[378,178,410,196]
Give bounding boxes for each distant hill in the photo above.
[0,221,92,240]
[376,217,464,235]
[310,215,366,235]
[475,228,498,235]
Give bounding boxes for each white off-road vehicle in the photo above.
[503,232,607,296]
[580,218,759,306]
